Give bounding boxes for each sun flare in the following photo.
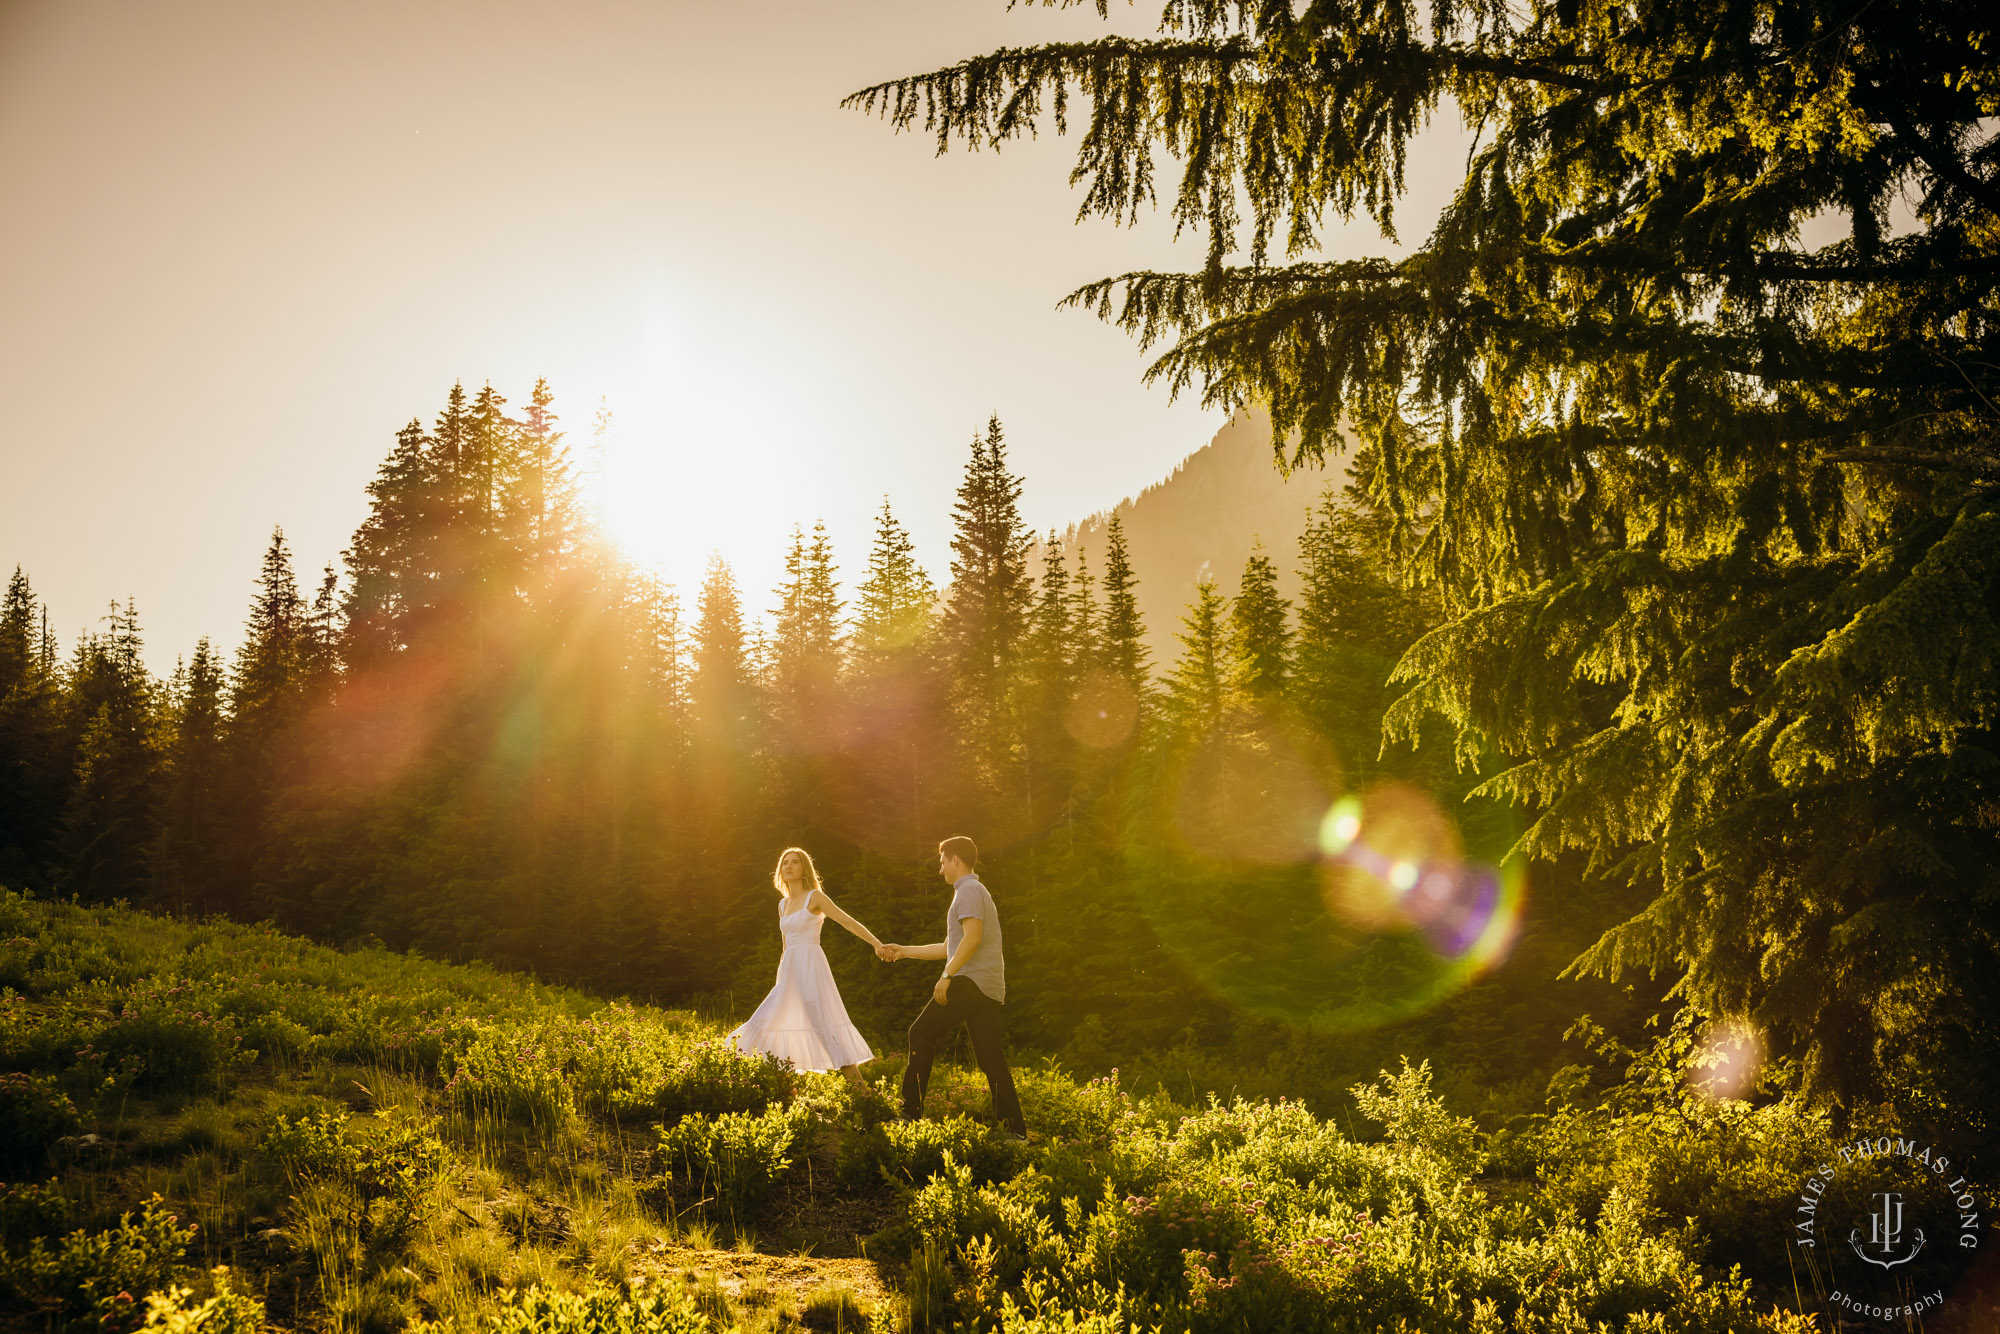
[591,319,821,592]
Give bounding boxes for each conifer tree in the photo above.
[1019,534,1080,817]
[432,380,472,484]
[468,382,510,523]
[0,568,34,693]
[1065,543,1099,672]
[59,600,160,901]
[1163,579,1229,738]
[305,564,341,683]
[0,568,64,886]
[426,381,486,645]
[769,522,843,724]
[1295,474,1437,753]
[233,530,310,735]
[1098,514,1147,694]
[681,553,768,985]
[506,377,585,591]
[463,383,515,641]
[1230,547,1291,703]
[940,416,1034,783]
[803,522,841,661]
[848,499,941,850]
[342,419,436,665]
[151,637,225,911]
[1024,533,1073,701]
[691,554,757,753]
[36,607,55,677]
[766,522,845,838]
[641,575,692,746]
[851,0,2000,1111]
[850,499,936,666]
[220,530,314,913]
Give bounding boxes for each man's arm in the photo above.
[893,941,948,961]
[931,917,982,1004]
[941,917,982,977]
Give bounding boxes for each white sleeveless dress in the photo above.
[726,894,875,1071]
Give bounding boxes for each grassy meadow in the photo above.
[0,887,1983,1334]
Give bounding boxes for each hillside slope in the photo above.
[1034,408,1348,664]
[0,889,1863,1333]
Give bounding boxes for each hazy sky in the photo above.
[1,0,1469,670]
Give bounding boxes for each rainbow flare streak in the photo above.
[1318,796,1524,981]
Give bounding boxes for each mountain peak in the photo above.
[1037,406,1349,664]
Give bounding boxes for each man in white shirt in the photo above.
[877,835,1026,1138]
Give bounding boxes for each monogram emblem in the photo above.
[1849,1192,1927,1270]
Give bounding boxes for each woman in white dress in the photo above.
[727,847,882,1088]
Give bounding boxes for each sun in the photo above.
[591,318,820,600]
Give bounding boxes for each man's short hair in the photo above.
[938,836,979,870]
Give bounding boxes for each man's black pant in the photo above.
[901,976,1026,1135]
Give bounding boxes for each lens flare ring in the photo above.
[1317,785,1526,1000]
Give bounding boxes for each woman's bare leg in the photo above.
[839,1063,864,1090]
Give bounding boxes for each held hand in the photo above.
[933,975,952,1006]
[876,943,899,962]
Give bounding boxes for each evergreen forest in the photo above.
[3,384,1610,1120]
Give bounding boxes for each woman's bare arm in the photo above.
[807,889,883,950]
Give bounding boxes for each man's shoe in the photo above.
[1002,1129,1028,1143]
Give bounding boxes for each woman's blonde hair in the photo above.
[772,847,824,898]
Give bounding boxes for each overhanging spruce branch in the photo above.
[1435,46,1610,93]
[1821,445,2000,482]
[1556,250,2000,284]
[1880,107,2000,219]
[840,37,1261,133]
[844,36,1613,124]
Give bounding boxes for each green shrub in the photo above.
[1161,1097,1410,1225]
[444,1025,578,1128]
[0,992,95,1073]
[994,1274,1137,1334]
[1349,1058,1485,1178]
[137,1268,264,1334]
[790,1068,896,1131]
[235,1012,313,1065]
[0,894,152,996]
[1028,1126,1170,1212]
[448,1281,708,1334]
[1076,1179,1262,1302]
[903,1158,1064,1289]
[0,1071,83,1170]
[0,1194,196,1334]
[876,1115,1022,1187]
[86,985,255,1093]
[659,1036,796,1119]
[370,1006,490,1075]
[659,1102,808,1221]
[1532,1094,1850,1279]
[259,1108,356,1181]
[1014,1067,1168,1146]
[352,1113,450,1213]
[0,1180,70,1248]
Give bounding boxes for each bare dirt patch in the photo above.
[639,1239,892,1306]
